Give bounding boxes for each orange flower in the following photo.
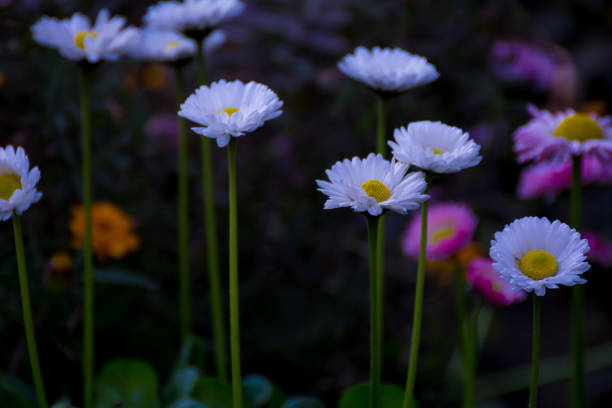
[70,202,140,261]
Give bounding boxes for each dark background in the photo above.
[2,0,612,406]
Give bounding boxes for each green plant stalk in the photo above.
[175,66,191,341]
[228,138,242,408]
[570,155,585,408]
[196,40,227,382]
[463,299,482,408]
[529,294,541,408]
[403,176,430,408]
[375,96,387,397]
[78,64,94,408]
[13,215,48,408]
[367,216,381,408]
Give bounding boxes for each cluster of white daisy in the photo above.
[0,146,42,221]
[31,0,245,65]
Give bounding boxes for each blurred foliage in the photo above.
[2,0,612,407]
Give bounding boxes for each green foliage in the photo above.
[0,372,36,408]
[167,399,207,408]
[95,359,160,408]
[94,267,159,290]
[338,383,404,408]
[243,375,274,408]
[163,366,200,406]
[174,336,207,371]
[190,377,233,408]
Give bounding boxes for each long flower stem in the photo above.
[13,215,48,408]
[175,66,191,341]
[367,216,381,408]
[463,299,482,408]
[403,176,430,408]
[196,40,227,382]
[375,96,387,399]
[529,294,541,408]
[78,64,94,408]
[228,139,242,408]
[570,155,585,408]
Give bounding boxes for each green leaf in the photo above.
[174,335,207,371]
[0,372,36,408]
[243,375,273,408]
[338,383,404,408]
[190,377,232,408]
[163,367,200,406]
[95,359,160,408]
[282,397,325,408]
[167,398,206,408]
[94,268,159,290]
[51,398,76,408]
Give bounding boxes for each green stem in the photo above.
[375,96,386,392]
[529,294,541,408]
[402,176,430,408]
[463,299,482,408]
[570,155,585,408]
[228,139,242,408]
[367,216,381,408]
[196,39,227,382]
[454,269,467,362]
[78,64,94,408]
[13,215,48,408]
[175,66,191,341]
[376,97,387,157]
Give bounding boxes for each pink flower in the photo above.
[583,231,612,268]
[490,40,559,91]
[517,155,612,199]
[467,257,526,307]
[513,105,612,165]
[402,202,478,260]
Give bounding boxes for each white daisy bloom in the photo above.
[31,9,137,63]
[0,146,42,221]
[178,79,283,147]
[337,46,439,94]
[389,121,482,173]
[316,153,429,216]
[490,217,589,296]
[125,28,196,62]
[144,0,245,33]
[514,105,612,164]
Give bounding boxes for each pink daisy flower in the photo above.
[513,105,612,164]
[402,202,478,260]
[583,231,612,268]
[467,257,527,307]
[517,155,612,199]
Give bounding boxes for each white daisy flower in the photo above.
[31,9,137,64]
[178,79,283,148]
[125,28,196,62]
[337,46,439,94]
[144,0,245,34]
[514,105,612,164]
[489,217,589,296]
[389,121,482,173]
[0,146,42,221]
[316,153,429,216]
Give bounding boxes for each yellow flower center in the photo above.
[431,225,455,243]
[74,31,99,50]
[361,180,391,203]
[0,173,22,200]
[519,249,558,280]
[163,40,181,52]
[553,113,603,142]
[218,107,239,117]
[432,148,443,155]
[492,283,501,292]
